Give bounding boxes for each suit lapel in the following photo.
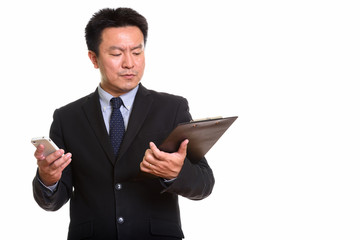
[116,84,153,162]
[82,89,116,165]
[80,85,153,166]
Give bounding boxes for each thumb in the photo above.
[178,139,189,155]
[35,144,46,160]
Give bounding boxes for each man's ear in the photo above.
[88,51,99,69]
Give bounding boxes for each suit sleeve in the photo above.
[32,109,73,211]
[162,98,215,200]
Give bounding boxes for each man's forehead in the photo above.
[101,26,143,38]
[100,27,144,48]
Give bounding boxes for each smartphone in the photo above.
[31,136,60,157]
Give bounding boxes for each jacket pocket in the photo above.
[149,218,184,239]
[68,220,93,240]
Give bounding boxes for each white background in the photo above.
[0,0,359,239]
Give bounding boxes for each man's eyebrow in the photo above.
[131,44,144,50]
[109,44,144,51]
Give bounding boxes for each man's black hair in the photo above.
[85,7,148,56]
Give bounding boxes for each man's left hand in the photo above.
[140,139,189,180]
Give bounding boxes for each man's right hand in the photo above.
[34,144,72,187]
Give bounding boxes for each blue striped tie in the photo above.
[110,97,125,157]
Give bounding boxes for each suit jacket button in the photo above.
[117,217,125,224]
[115,183,122,190]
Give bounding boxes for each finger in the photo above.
[143,149,156,164]
[178,139,189,155]
[143,157,156,168]
[51,153,72,170]
[141,153,159,168]
[46,149,65,163]
[140,160,152,172]
[144,148,153,159]
[34,144,45,160]
[59,154,72,171]
[149,142,164,160]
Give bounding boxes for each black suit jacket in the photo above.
[33,84,215,240]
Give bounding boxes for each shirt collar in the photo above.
[98,84,139,111]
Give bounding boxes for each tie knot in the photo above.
[110,97,123,109]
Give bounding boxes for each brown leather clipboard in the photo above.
[159,116,238,163]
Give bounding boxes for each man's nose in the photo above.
[122,53,134,69]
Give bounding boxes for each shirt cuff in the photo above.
[162,178,177,187]
[163,178,177,183]
[37,177,58,192]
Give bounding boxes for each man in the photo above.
[33,7,214,240]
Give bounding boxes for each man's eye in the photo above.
[133,52,141,56]
[110,53,121,56]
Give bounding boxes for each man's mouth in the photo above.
[119,71,137,78]
[120,73,136,79]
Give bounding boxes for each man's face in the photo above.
[89,26,145,96]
